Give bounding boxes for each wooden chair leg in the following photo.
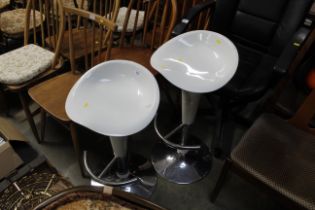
[18,92,40,143]
[40,108,46,143]
[69,122,85,177]
[210,159,232,202]
[0,89,9,116]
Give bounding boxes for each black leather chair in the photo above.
[173,0,313,157]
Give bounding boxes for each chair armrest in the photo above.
[172,0,216,36]
[273,27,310,75]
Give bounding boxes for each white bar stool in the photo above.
[66,60,160,197]
[150,30,239,184]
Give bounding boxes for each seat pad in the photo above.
[115,7,144,32]
[0,9,42,35]
[0,44,55,85]
[232,114,315,209]
[0,0,9,9]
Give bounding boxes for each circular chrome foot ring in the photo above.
[85,151,157,198]
[151,142,212,184]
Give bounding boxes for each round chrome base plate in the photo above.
[151,142,212,184]
[88,154,157,198]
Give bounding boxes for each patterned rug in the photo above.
[0,161,72,210]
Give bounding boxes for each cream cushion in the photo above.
[0,44,55,85]
[0,0,9,9]
[115,7,145,32]
[0,9,43,35]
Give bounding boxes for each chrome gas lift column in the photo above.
[151,90,212,184]
[84,136,157,198]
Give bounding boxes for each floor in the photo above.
[0,92,288,210]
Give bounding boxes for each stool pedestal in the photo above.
[84,136,157,198]
[151,90,212,184]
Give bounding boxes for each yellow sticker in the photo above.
[177,57,184,62]
[83,102,89,108]
[160,64,167,69]
[293,42,300,47]
[216,39,222,44]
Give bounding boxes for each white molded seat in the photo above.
[66,60,160,136]
[151,30,239,93]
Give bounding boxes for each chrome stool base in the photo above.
[151,142,212,184]
[90,164,157,198]
[84,149,157,198]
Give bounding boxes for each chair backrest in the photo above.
[211,0,312,56]
[177,0,214,30]
[117,0,177,50]
[91,0,120,17]
[24,0,64,67]
[61,4,117,73]
[68,0,120,16]
[63,0,89,10]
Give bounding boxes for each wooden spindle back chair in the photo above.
[177,0,216,35]
[0,0,64,142]
[109,0,177,75]
[177,0,214,31]
[48,0,120,61]
[0,0,61,45]
[63,0,89,10]
[0,0,11,12]
[28,5,117,175]
[25,0,63,52]
[119,0,177,48]
[65,3,118,71]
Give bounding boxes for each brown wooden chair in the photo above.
[63,0,89,10]
[0,0,11,11]
[46,0,120,62]
[0,0,44,45]
[176,0,213,29]
[0,0,64,142]
[210,90,315,209]
[28,4,118,174]
[107,0,177,75]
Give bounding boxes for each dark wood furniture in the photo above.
[0,0,64,142]
[109,0,178,75]
[45,0,120,61]
[210,89,315,209]
[28,4,118,175]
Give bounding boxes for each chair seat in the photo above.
[0,9,43,35]
[0,0,9,9]
[150,30,238,93]
[110,47,157,75]
[0,44,55,85]
[29,72,80,122]
[232,114,315,209]
[65,60,160,136]
[115,7,144,32]
[216,43,277,101]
